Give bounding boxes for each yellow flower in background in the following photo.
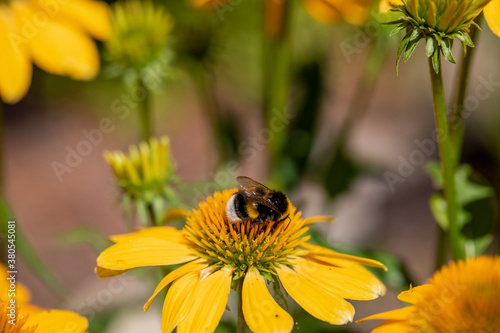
[380,0,500,37]
[105,0,173,72]
[0,264,88,333]
[104,137,176,225]
[358,256,500,332]
[0,0,110,104]
[96,189,387,333]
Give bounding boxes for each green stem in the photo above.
[435,226,447,270]
[450,14,482,164]
[262,0,293,183]
[137,77,152,141]
[237,279,246,333]
[428,57,464,260]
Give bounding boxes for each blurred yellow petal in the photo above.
[162,271,199,333]
[243,266,294,333]
[0,8,32,104]
[485,0,500,37]
[57,0,111,40]
[357,306,415,323]
[0,263,31,303]
[110,226,189,245]
[177,266,233,333]
[26,309,88,333]
[379,0,403,13]
[189,0,217,8]
[303,0,341,24]
[396,284,433,303]
[144,259,208,311]
[303,215,334,225]
[276,265,354,325]
[96,237,197,271]
[291,257,385,300]
[13,3,99,80]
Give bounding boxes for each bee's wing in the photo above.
[236,176,281,213]
[236,176,270,191]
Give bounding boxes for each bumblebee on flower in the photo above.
[96,179,387,333]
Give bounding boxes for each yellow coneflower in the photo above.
[358,256,500,332]
[0,0,110,104]
[382,0,492,73]
[381,0,500,37]
[105,0,173,72]
[0,264,88,333]
[96,189,387,333]
[104,137,176,225]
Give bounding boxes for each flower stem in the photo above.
[137,76,152,141]
[262,0,293,183]
[450,14,482,164]
[237,279,246,333]
[428,57,464,260]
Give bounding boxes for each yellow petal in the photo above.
[177,266,233,333]
[94,266,130,278]
[291,257,385,300]
[303,215,334,225]
[110,226,188,245]
[303,243,387,271]
[276,265,354,325]
[96,237,197,271]
[162,271,200,333]
[485,0,500,37]
[26,309,88,333]
[356,306,415,323]
[379,0,403,13]
[397,285,432,304]
[57,0,111,40]
[0,7,32,104]
[243,266,294,333]
[371,320,414,333]
[144,259,208,311]
[302,0,341,24]
[0,263,31,303]
[13,3,99,80]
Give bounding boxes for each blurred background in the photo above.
[2,0,500,332]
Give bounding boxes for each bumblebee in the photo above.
[226,176,291,225]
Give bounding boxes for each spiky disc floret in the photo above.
[388,0,490,73]
[183,190,310,281]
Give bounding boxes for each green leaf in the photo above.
[432,48,440,73]
[396,31,412,75]
[404,38,421,62]
[424,161,443,187]
[390,23,409,36]
[272,280,288,311]
[426,38,436,58]
[440,39,456,64]
[430,194,448,230]
[465,235,494,258]
[409,28,421,41]
[136,199,149,227]
[455,165,493,207]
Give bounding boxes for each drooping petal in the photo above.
[303,243,387,271]
[96,237,197,271]
[484,0,500,37]
[242,266,294,333]
[13,3,99,80]
[379,0,403,13]
[396,285,433,304]
[161,271,200,333]
[57,0,111,40]
[110,226,189,245]
[144,259,208,311]
[94,266,130,278]
[291,257,385,300]
[0,7,32,104]
[26,309,88,333]
[177,266,233,333]
[357,306,415,323]
[276,265,354,325]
